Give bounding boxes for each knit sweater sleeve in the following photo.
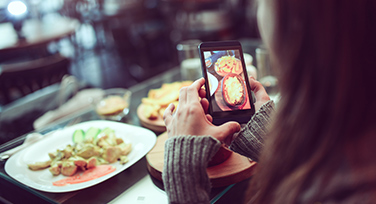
[162,135,221,204]
[162,101,275,203]
[229,100,275,162]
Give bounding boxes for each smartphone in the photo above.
[198,41,255,125]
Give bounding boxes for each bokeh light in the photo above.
[7,1,27,16]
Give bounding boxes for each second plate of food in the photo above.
[221,73,246,108]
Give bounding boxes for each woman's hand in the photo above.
[163,78,241,142]
[249,76,271,112]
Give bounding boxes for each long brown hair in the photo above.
[249,0,376,203]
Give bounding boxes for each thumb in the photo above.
[215,121,241,142]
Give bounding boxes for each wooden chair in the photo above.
[0,53,70,105]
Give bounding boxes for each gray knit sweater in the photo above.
[162,100,275,204]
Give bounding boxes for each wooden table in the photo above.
[146,132,257,188]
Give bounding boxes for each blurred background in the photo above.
[0,0,262,144]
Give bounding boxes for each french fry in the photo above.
[141,81,192,120]
[142,104,160,119]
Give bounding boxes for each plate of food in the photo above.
[205,58,212,68]
[214,55,243,77]
[221,73,246,108]
[5,120,156,193]
[137,81,192,132]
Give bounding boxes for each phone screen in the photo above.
[203,49,252,113]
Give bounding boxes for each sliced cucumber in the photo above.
[99,127,115,136]
[73,129,85,143]
[85,127,101,142]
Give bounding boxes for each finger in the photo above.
[249,77,269,98]
[216,121,241,141]
[163,103,175,126]
[178,87,188,105]
[200,98,210,114]
[199,87,207,98]
[187,78,206,102]
[206,114,213,123]
[249,77,264,92]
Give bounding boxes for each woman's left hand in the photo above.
[163,78,241,142]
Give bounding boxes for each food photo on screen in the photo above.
[203,49,251,112]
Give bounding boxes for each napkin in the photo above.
[33,88,104,130]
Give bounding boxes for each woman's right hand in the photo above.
[249,77,271,112]
[163,78,241,142]
[228,77,271,145]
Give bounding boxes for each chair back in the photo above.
[0,54,70,105]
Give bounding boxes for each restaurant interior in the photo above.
[0,0,266,203]
[0,0,262,144]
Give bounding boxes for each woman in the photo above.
[163,0,376,203]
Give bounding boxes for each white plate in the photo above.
[207,72,219,96]
[5,120,157,193]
